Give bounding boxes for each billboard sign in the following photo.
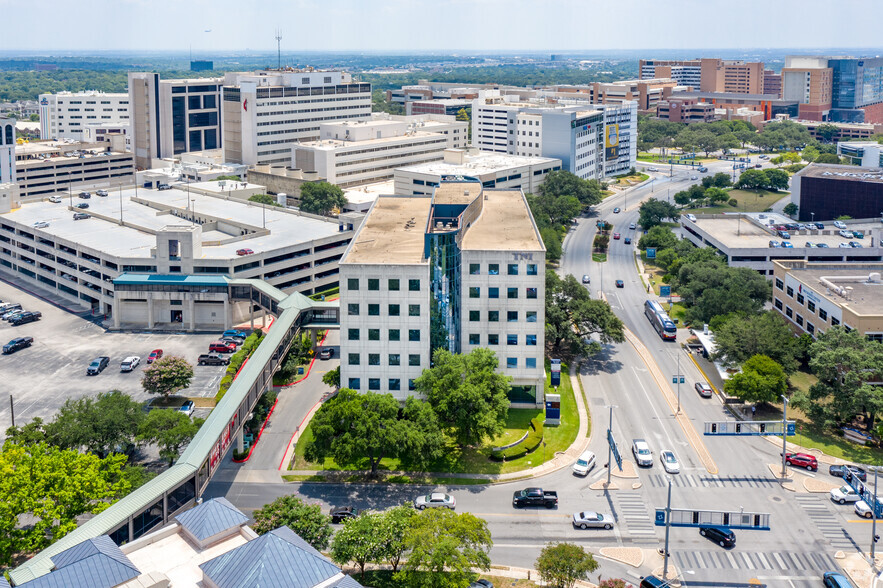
[605,124,619,159]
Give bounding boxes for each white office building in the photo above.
[339,181,546,404]
[221,69,372,167]
[38,91,130,142]
[838,141,883,167]
[471,90,637,180]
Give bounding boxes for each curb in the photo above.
[232,395,280,463]
[275,331,328,388]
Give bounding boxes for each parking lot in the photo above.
[0,280,230,434]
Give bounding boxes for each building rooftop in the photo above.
[797,163,883,183]
[460,189,544,252]
[778,262,883,316]
[299,130,444,151]
[343,180,395,206]
[397,151,560,177]
[174,497,248,542]
[684,214,882,249]
[343,196,431,265]
[19,536,139,588]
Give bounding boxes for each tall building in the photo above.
[38,91,130,141]
[0,115,14,184]
[781,59,833,121]
[640,58,765,94]
[640,59,702,86]
[471,91,637,180]
[221,69,372,166]
[339,181,546,404]
[784,56,883,123]
[128,73,224,169]
[763,70,782,98]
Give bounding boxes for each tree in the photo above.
[723,355,788,404]
[765,168,790,191]
[415,348,510,447]
[5,417,51,446]
[299,181,347,216]
[816,123,841,143]
[638,198,680,229]
[535,542,600,588]
[141,356,194,399]
[248,193,282,206]
[711,172,733,188]
[378,505,417,572]
[735,168,768,191]
[215,174,242,181]
[537,170,603,208]
[704,187,729,205]
[674,190,692,206]
[783,202,799,217]
[306,389,444,474]
[395,509,492,588]
[802,144,820,162]
[331,512,386,578]
[0,442,130,566]
[815,153,845,164]
[637,226,678,251]
[251,495,333,550]
[322,365,340,388]
[712,311,802,373]
[674,258,771,325]
[47,390,144,457]
[545,272,625,357]
[137,409,201,466]
[455,107,470,122]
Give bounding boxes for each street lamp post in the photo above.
[606,405,616,486]
[673,354,683,414]
[810,212,815,224]
[781,395,789,478]
[662,477,673,579]
[872,466,879,562]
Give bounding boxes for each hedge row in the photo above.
[490,417,544,461]
[214,329,265,402]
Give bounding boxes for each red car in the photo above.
[784,452,818,471]
[613,233,621,240]
[209,341,236,353]
[236,248,254,256]
[147,349,163,364]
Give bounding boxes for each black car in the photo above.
[699,525,735,548]
[86,356,110,375]
[469,580,494,588]
[11,311,41,326]
[78,191,91,199]
[3,337,33,354]
[830,464,867,482]
[75,203,89,209]
[329,506,359,524]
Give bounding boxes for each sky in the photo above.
[1,0,880,53]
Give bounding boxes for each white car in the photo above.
[830,485,861,504]
[48,196,62,203]
[685,214,697,222]
[855,500,878,519]
[572,450,596,476]
[648,167,659,172]
[660,450,680,474]
[572,511,614,530]
[120,356,141,372]
[32,221,49,229]
[839,230,854,239]
[414,492,455,510]
[833,220,848,230]
[690,175,698,180]
[632,439,653,467]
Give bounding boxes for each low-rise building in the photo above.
[339,181,546,404]
[762,117,883,141]
[406,98,473,117]
[838,141,883,168]
[772,259,883,340]
[660,91,799,120]
[81,121,131,151]
[789,163,883,222]
[657,98,717,123]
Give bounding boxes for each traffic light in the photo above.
[711,423,717,434]
[735,423,742,434]
[759,423,766,433]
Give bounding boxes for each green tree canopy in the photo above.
[537,170,603,208]
[673,258,770,325]
[735,168,768,190]
[322,365,340,388]
[704,186,730,205]
[215,174,242,181]
[248,193,282,206]
[712,311,802,373]
[545,272,625,357]
[765,168,790,191]
[331,511,387,578]
[815,153,845,164]
[47,390,144,457]
[137,409,201,466]
[251,495,333,550]
[415,348,511,447]
[455,108,470,121]
[535,542,600,588]
[783,202,799,217]
[141,356,194,399]
[299,181,347,216]
[638,226,678,251]
[723,354,788,404]
[815,123,841,143]
[638,198,680,229]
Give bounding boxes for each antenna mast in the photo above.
[275,29,283,70]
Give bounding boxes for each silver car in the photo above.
[572,511,614,530]
[660,450,680,474]
[414,492,455,510]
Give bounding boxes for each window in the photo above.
[807,323,815,335]
[409,379,416,391]
[831,317,840,326]
[507,263,519,275]
[526,357,537,369]
[775,278,784,290]
[819,308,828,321]
[348,328,359,341]
[469,310,480,321]
[389,379,401,391]
[368,329,380,341]
[409,304,420,317]
[488,264,499,275]
[368,278,380,291]
[368,304,380,316]
[488,310,499,322]
[347,303,359,316]
[526,287,538,299]
[348,353,360,365]
[488,334,499,345]
[348,278,359,290]
[774,298,783,310]
[507,334,518,345]
[527,264,538,276]
[786,286,794,297]
[469,287,480,298]
[488,287,499,299]
[409,329,421,342]
[409,279,420,291]
[507,311,518,322]
[469,263,480,275]
[389,304,400,316]
[796,293,804,305]
[507,357,517,369]
[368,378,380,391]
[368,354,380,366]
[409,354,421,366]
[526,334,537,346]
[807,300,816,312]
[348,378,360,390]
[795,315,804,327]
[526,311,538,323]
[785,307,793,318]
[389,354,401,366]
[508,287,518,299]
[388,278,400,291]
[469,334,480,345]
[389,329,400,341]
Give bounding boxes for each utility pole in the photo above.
[677,353,682,414]
[873,466,879,562]
[607,406,614,486]
[781,395,789,478]
[275,30,283,70]
[663,477,672,579]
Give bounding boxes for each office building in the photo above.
[190,60,214,72]
[339,181,546,404]
[640,58,765,94]
[763,70,782,98]
[838,141,883,167]
[789,163,883,222]
[406,98,472,117]
[81,121,131,150]
[221,69,372,167]
[660,91,798,120]
[657,98,718,123]
[783,56,883,123]
[1,115,14,184]
[128,73,224,169]
[781,61,833,121]
[471,91,636,180]
[394,148,560,196]
[38,91,130,142]
[0,183,353,323]
[386,83,481,105]
[772,260,883,340]
[640,59,702,86]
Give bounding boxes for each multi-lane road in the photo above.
[212,159,872,586]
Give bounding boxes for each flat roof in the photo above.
[342,180,394,205]
[342,197,432,265]
[433,182,479,206]
[784,264,883,316]
[114,274,229,287]
[798,163,883,183]
[460,189,543,252]
[397,152,560,177]
[299,130,445,151]
[686,215,882,249]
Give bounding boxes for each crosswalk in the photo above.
[647,473,777,489]
[795,494,858,550]
[614,492,657,543]
[673,548,840,573]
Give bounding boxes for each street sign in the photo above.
[660,285,671,297]
[646,248,656,259]
[655,507,770,530]
[607,429,622,471]
[704,421,796,436]
[672,376,685,384]
[550,359,561,386]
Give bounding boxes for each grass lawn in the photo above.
[357,571,539,588]
[592,253,608,262]
[291,362,581,475]
[687,189,790,215]
[612,172,649,185]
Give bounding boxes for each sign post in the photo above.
[550,359,561,388]
[606,406,622,486]
[663,478,672,580]
[781,395,788,478]
[672,354,684,414]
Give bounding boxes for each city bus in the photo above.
[644,300,677,341]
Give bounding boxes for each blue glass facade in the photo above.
[828,57,883,122]
[427,230,461,355]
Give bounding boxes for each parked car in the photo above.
[615,279,624,288]
[785,223,799,231]
[660,450,680,474]
[2,310,23,322]
[853,231,864,239]
[157,183,171,190]
[469,581,494,588]
[78,191,91,199]
[32,221,49,229]
[220,337,242,347]
[814,222,825,230]
[75,202,89,209]
[2,337,33,355]
[816,243,829,248]
[700,525,736,548]
[330,506,360,524]
[829,464,867,482]
[178,400,194,417]
[120,356,141,372]
[236,248,254,256]
[209,341,236,353]
[318,348,334,360]
[86,356,110,375]
[830,485,861,504]
[414,492,456,510]
[781,242,793,248]
[512,487,558,508]
[10,311,41,326]
[613,232,621,240]
[777,230,791,239]
[572,511,613,530]
[850,241,863,248]
[223,329,247,339]
[582,275,590,284]
[855,500,878,519]
[613,207,621,214]
[784,452,818,471]
[839,243,851,248]
[685,214,697,222]
[48,196,62,203]
[768,240,780,248]
[833,220,848,229]
[572,450,596,476]
[839,230,854,239]
[147,349,163,364]
[198,354,230,366]
[695,382,713,397]
[96,189,109,197]
[0,302,22,314]
[805,241,816,248]
[632,439,653,467]
[73,212,91,220]
[823,572,856,588]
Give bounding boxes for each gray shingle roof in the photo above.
[199,526,343,588]
[19,536,139,588]
[174,497,248,541]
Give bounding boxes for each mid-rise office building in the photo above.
[339,181,546,404]
[221,69,372,167]
[760,116,883,141]
[471,91,636,180]
[38,91,130,141]
[763,70,782,98]
[81,121,131,150]
[386,84,481,105]
[640,59,703,86]
[1,115,14,184]
[838,141,883,167]
[783,56,883,123]
[128,73,224,169]
[640,58,765,94]
[660,91,798,120]
[406,98,473,117]
[789,163,883,222]
[781,61,833,121]
[656,98,718,123]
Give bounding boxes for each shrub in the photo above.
[233,448,249,461]
[214,330,265,402]
[728,198,738,207]
[491,417,545,461]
